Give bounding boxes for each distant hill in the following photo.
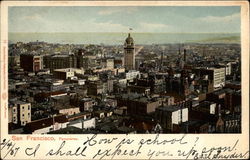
[9,32,240,45]
[197,36,240,44]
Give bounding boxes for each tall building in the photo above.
[212,67,226,90]
[193,67,225,91]
[183,49,187,62]
[43,54,77,71]
[124,33,135,70]
[20,54,43,72]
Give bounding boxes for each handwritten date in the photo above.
[0,139,20,159]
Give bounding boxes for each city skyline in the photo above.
[9,6,240,33]
[6,5,243,135]
[7,33,242,135]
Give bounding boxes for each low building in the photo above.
[155,105,188,132]
[174,120,209,133]
[224,114,241,133]
[115,67,125,75]
[102,79,114,94]
[122,118,163,133]
[116,126,137,134]
[125,70,140,80]
[193,101,216,115]
[56,106,80,116]
[67,118,96,130]
[34,90,67,102]
[52,96,80,116]
[100,58,114,69]
[87,81,103,96]
[67,113,96,130]
[67,112,92,122]
[53,68,75,80]
[94,110,106,119]
[79,98,95,112]
[163,96,175,106]
[128,85,151,95]
[8,101,31,126]
[104,98,117,108]
[117,94,162,115]
[94,110,113,119]
[37,69,50,75]
[114,106,127,115]
[24,115,68,134]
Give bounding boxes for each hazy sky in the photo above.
[9,6,240,33]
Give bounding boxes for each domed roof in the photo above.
[125,33,134,45]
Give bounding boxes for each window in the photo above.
[13,108,16,113]
[22,106,24,110]
[22,114,25,117]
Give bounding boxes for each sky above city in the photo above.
[9,6,240,33]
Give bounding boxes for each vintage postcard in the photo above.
[0,1,249,159]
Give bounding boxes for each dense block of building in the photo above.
[8,34,242,134]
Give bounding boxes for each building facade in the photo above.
[9,101,31,126]
[124,33,135,70]
[53,68,75,80]
[43,54,77,71]
[212,67,226,90]
[20,54,43,72]
[155,105,188,131]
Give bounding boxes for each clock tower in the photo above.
[124,33,135,70]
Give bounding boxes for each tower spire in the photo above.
[216,104,224,133]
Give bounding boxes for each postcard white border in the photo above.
[1,1,249,159]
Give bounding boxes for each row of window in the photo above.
[22,113,30,117]
[12,105,31,113]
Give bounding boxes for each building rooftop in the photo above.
[52,54,70,58]
[116,126,136,133]
[9,100,30,105]
[24,115,68,133]
[48,126,83,134]
[212,89,226,95]
[67,111,91,119]
[118,93,143,100]
[157,105,185,112]
[181,120,208,127]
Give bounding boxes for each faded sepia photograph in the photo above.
[1,1,249,160]
[7,5,242,135]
